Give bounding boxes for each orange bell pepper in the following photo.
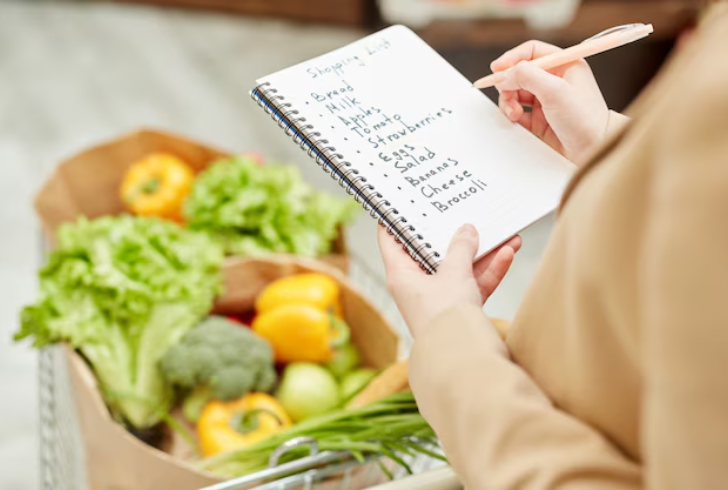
[197,393,291,457]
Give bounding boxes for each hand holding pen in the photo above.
[475,24,653,165]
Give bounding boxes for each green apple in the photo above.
[339,368,377,401]
[276,363,340,422]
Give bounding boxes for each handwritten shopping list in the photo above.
[299,37,491,218]
[259,25,575,259]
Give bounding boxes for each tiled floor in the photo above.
[0,1,555,488]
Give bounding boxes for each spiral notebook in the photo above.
[251,25,575,273]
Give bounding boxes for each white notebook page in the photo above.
[257,25,576,265]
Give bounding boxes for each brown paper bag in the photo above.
[67,256,399,490]
[34,128,349,272]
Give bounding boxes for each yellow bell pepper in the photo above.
[120,153,195,222]
[255,273,343,317]
[252,304,349,363]
[197,393,291,457]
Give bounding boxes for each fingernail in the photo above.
[459,224,477,237]
[510,101,523,120]
[504,104,513,119]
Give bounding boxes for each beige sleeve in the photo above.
[606,111,631,137]
[409,69,728,490]
[409,304,641,490]
[639,65,728,489]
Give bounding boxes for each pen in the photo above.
[473,23,654,90]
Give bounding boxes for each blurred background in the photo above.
[0,0,702,488]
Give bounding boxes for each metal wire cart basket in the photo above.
[38,254,445,490]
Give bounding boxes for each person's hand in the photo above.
[378,224,522,338]
[491,40,610,165]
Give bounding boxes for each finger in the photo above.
[499,91,524,122]
[476,246,515,300]
[517,89,535,108]
[505,235,523,254]
[500,90,518,103]
[495,61,570,109]
[472,236,522,278]
[377,225,421,276]
[491,40,563,72]
[516,110,534,133]
[508,100,524,122]
[499,92,531,129]
[440,224,479,276]
[504,89,535,108]
[529,107,551,141]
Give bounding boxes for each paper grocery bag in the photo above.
[34,128,349,272]
[67,346,222,490]
[213,256,399,368]
[66,256,398,490]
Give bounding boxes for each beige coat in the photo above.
[408,5,728,489]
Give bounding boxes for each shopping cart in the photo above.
[37,250,450,490]
[195,435,445,490]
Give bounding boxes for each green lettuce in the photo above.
[183,156,358,257]
[16,215,224,429]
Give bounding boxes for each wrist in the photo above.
[414,302,508,356]
[569,108,612,166]
[605,110,631,137]
[574,110,629,165]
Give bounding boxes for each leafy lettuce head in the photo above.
[183,156,357,257]
[17,215,224,428]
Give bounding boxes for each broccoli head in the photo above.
[160,316,277,421]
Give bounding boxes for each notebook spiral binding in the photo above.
[251,82,439,274]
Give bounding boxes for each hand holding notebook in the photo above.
[252,26,576,273]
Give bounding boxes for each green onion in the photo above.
[198,392,445,477]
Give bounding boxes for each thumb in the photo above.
[496,60,569,109]
[441,224,479,276]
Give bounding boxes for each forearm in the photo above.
[409,304,640,490]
